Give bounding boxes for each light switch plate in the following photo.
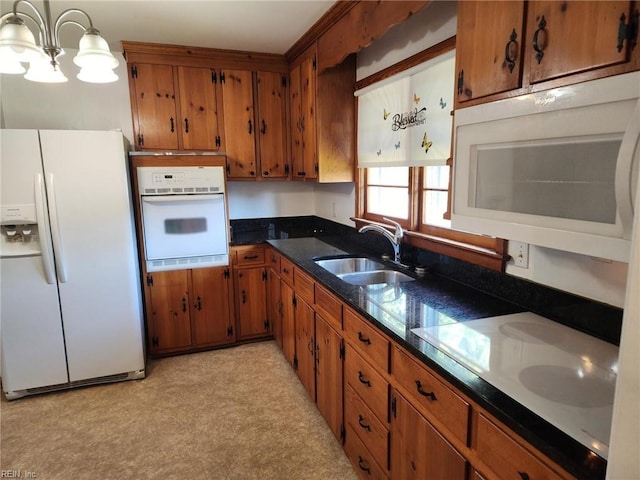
[511,241,529,268]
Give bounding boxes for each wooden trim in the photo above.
[285,1,359,63]
[352,217,510,272]
[121,41,288,72]
[355,36,456,91]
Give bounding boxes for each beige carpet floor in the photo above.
[0,341,357,480]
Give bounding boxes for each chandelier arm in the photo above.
[53,8,94,47]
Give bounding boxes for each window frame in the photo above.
[355,37,510,272]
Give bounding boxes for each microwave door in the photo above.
[615,99,640,240]
[141,194,228,261]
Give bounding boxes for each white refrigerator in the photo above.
[0,129,145,400]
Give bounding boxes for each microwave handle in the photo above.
[615,99,640,240]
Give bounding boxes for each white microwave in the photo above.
[452,72,640,262]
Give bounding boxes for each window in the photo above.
[355,38,509,271]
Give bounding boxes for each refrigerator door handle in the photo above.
[46,173,68,283]
[35,174,56,285]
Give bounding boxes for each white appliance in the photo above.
[452,71,640,262]
[136,165,229,272]
[0,129,145,400]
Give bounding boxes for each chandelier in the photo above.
[0,0,118,83]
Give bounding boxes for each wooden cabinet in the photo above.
[294,295,316,400]
[475,413,567,480]
[390,390,467,480]
[281,280,297,367]
[145,267,234,355]
[289,42,356,183]
[222,69,288,180]
[455,0,640,106]
[315,313,344,442]
[233,246,269,340]
[128,63,223,151]
[268,250,283,350]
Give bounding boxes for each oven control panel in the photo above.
[137,166,225,195]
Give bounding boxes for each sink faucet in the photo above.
[358,217,404,264]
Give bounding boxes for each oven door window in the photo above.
[141,194,228,260]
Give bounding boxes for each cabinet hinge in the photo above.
[146,274,153,286]
[223,268,230,279]
[152,336,159,347]
[340,424,346,444]
[457,69,464,96]
[264,319,270,331]
[137,134,144,146]
[292,295,297,308]
[215,135,221,147]
[212,70,217,84]
[314,163,318,174]
[220,71,226,84]
[281,75,287,87]
[131,64,138,78]
[227,326,233,337]
[225,164,230,175]
[339,340,345,360]
[618,9,639,52]
[391,395,397,419]
[312,55,317,71]
[262,270,267,281]
[284,164,290,175]
[293,355,298,370]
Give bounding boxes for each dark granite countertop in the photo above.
[267,236,608,480]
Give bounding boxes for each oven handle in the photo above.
[141,194,223,204]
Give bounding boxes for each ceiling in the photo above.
[0,0,337,55]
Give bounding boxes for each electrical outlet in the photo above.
[511,241,529,268]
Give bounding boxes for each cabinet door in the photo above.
[269,269,283,350]
[235,267,268,340]
[300,53,317,179]
[289,65,304,179]
[295,297,316,400]
[281,281,296,366]
[147,270,191,351]
[390,391,467,480]
[455,1,525,103]
[222,69,257,178]
[191,267,234,347]
[177,66,223,151]
[131,63,179,150]
[257,71,289,178]
[525,1,631,84]
[316,314,344,443]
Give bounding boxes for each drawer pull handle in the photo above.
[244,255,259,260]
[283,267,290,274]
[517,472,530,480]
[357,456,371,474]
[357,331,371,345]
[358,414,371,432]
[415,380,437,400]
[532,15,547,64]
[358,371,372,387]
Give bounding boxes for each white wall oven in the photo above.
[136,165,229,272]
[452,71,640,262]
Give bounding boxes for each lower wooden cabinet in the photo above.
[280,281,296,367]
[234,266,269,340]
[390,389,468,480]
[316,314,344,442]
[144,266,235,355]
[344,424,389,480]
[294,295,316,400]
[268,267,283,350]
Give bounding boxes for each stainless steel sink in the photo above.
[337,269,415,286]
[314,255,415,286]
[314,256,386,275]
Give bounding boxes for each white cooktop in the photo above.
[411,312,619,459]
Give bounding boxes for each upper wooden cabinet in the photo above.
[128,63,224,151]
[289,43,356,183]
[455,0,640,106]
[222,69,288,179]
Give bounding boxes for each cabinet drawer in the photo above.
[345,345,389,424]
[345,424,389,480]
[344,308,389,373]
[392,346,470,445]
[280,257,294,286]
[314,283,343,331]
[476,413,565,480]
[268,248,280,271]
[294,267,315,305]
[345,384,389,471]
[235,246,265,266]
